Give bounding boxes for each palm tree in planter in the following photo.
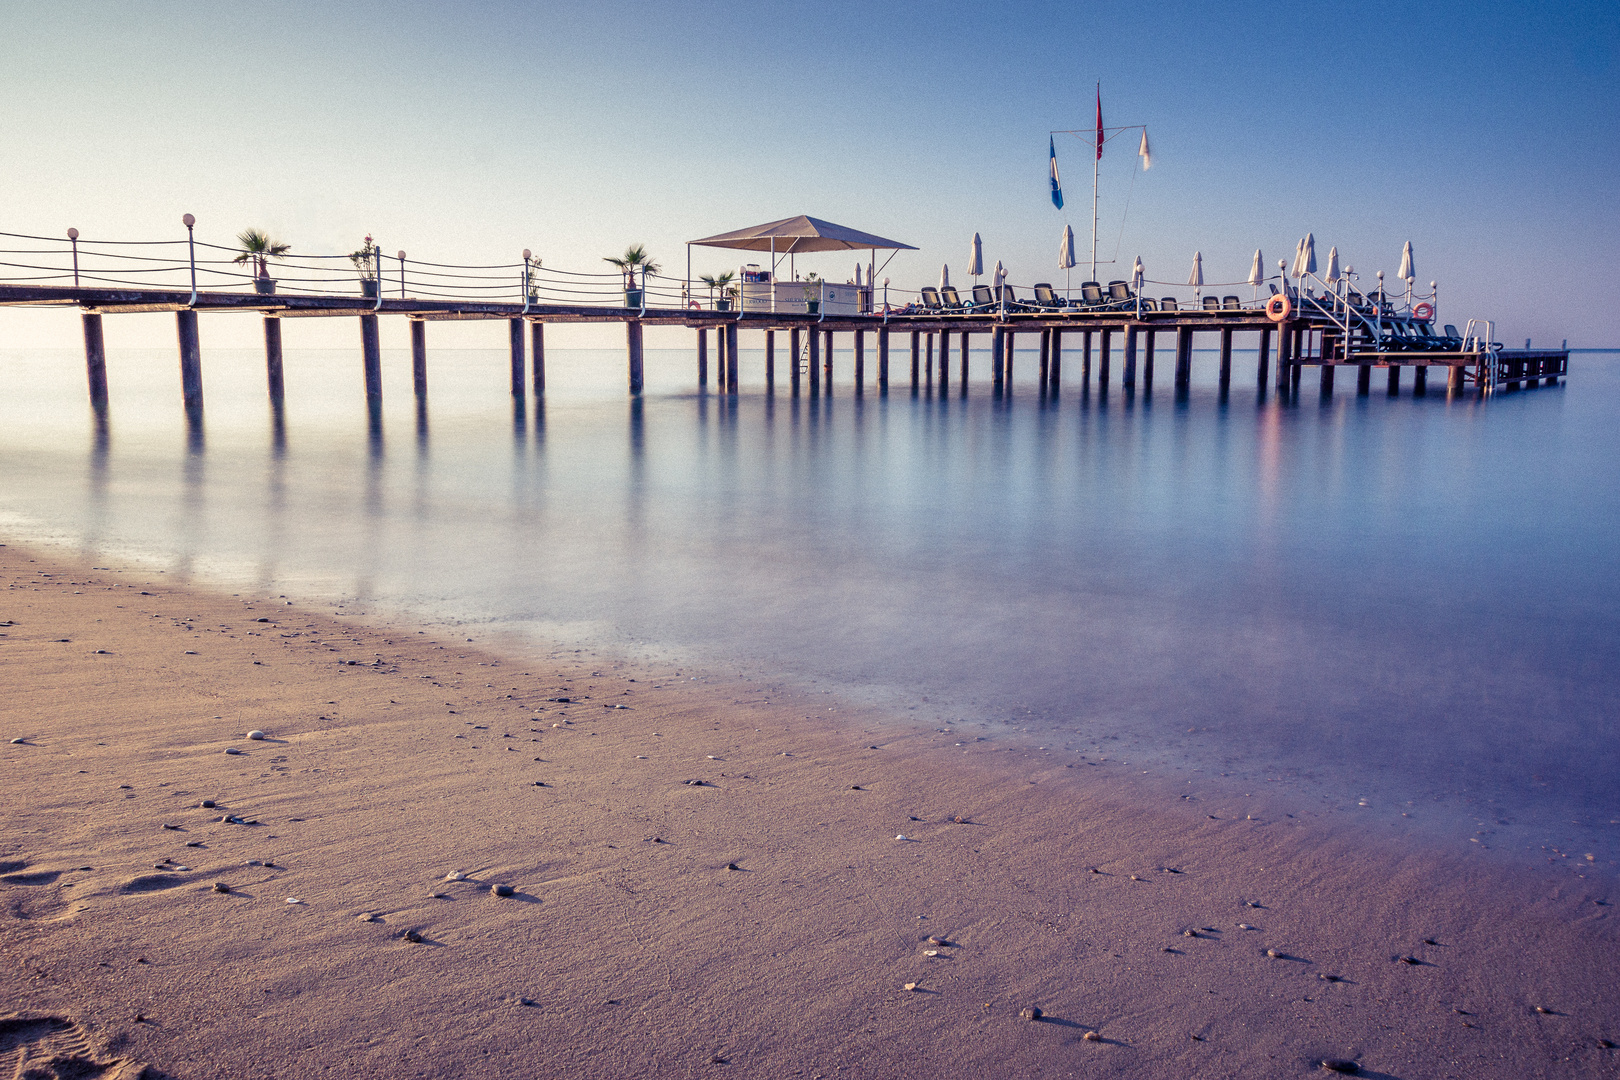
[604,245,660,307]
[699,270,737,311]
[234,229,291,294]
[350,235,380,297]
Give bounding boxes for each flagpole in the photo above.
[1092,85,1100,282]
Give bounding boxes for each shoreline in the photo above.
[2,539,1617,1078]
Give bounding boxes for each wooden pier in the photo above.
[0,280,1567,419]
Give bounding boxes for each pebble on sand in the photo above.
[224,747,242,755]
[1319,1061,1360,1074]
[1082,1030,1101,1041]
[1019,1007,1043,1021]
[491,883,515,897]
[903,982,919,991]
[199,800,215,809]
[445,871,466,882]
[247,730,266,740]
[8,738,25,744]
[1265,949,1281,958]
[212,882,231,894]
[404,929,425,943]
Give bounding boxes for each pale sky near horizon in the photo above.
[1,0,1615,350]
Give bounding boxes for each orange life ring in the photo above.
[1412,302,1434,321]
[1265,294,1292,322]
[688,300,701,309]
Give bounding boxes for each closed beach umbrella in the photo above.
[1059,226,1075,270]
[1187,251,1203,287]
[1325,246,1340,284]
[1397,240,1415,282]
[992,261,1005,289]
[855,263,863,287]
[1291,238,1306,278]
[940,263,950,289]
[1301,233,1317,276]
[1248,249,1264,286]
[969,233,984,278]
[1132,255,1144,288]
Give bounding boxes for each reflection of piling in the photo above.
[82,312,107,413]
[264,316,284,409]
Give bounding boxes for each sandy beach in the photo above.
[2,540,1616,1079]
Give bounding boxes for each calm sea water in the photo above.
[2,338,1616,871]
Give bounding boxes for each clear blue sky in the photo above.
[2,0,1615,347]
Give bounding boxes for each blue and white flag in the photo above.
[1049,137,1063,209]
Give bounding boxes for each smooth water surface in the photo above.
[2,338,1616,870]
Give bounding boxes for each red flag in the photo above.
[1095,85,1104,160]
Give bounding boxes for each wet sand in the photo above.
[2,541,1616,1079]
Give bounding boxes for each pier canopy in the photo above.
[688,215,916,254]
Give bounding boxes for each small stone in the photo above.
[224,747,242,755]
[161,823,180,830]
[357,912,380,922]
[445,871,466,882]
[1597,1038,1616,1049]
[1020,1006,1043,1021]
[211,882,230,894]
[1398,955,1421,965]
[404,929,424,943]
[8,738,24,745]
[895,834,910,841]
[1082,1030,1101,1041]
[1183,930,1199,938]
[953,816,968,824]
[850,785,862,790]
[923,949,939,957]
[1535,1006,1553,1014]
[903,982,918,991]
[1130,874,1142,881]
[285,897,302,904]
[491,883,515,897]
[247,730,265,741]
[1238,923,1252,930]
[926,936,945,945]
[199,800,215,808]
[1319,1061,1360,1075]
[1246,901,1263,908]
[1266,949,1281,958]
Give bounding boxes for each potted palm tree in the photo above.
[700,270,737,311]
[350,235,379,298]
[234,229,290,294]
[801,272,823,314]
[604,245,658,307]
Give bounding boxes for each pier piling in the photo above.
[1275,323,1292,391]
[1004,331,1014,390]
[1050,329,1062,393]
[959,330,969,394]
[1320,363,1335,397]
[697,328,708,387]
[1255,327,1270,390]
[177,309,203,415]
[1357,362,1371,395]
[411,319,427,399]
[717,323,728,391]
[1387,364,1400,396]
[1413,365,1428,397]
[823,329,834,395]
[1173,327,1192,390]
[263,316,284,409]
[726,322,739,394]
[809,327,820,398]
[765,329,775,393]
[877,327,889,393]
[531,322,545,394]
[359,314,382,415]
[909,330,920,392]
[939,329,951,394]
[1039,328,1051,393]
[1144,329,1156,392]
[991,327,1005,392]
[790,328,801,396]
[1081,330,1092,387]
[854,329,864,395]
[1218,327,1232,391]
[1099,328,1112,390]
[82,312,107,412]
[627,320,644,395]
[1123,325,1137,390]
[508,318,526,398]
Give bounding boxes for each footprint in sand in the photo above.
[0,1013,163,1079]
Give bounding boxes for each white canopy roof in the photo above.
[688,215,917,254]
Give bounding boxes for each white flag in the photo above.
[1138,130,1152,170]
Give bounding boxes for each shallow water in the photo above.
[2,338,1616,872]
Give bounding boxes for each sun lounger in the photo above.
[919,286,942,311]
[1032,283,1068,311]
[940,285,967,311]
[1078,281,1107,308]
[1107,280,1134,306]
[1222,295,1241,310]
[1158,297,1179,312]
[971,284,994,309]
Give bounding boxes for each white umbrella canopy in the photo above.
[1187,251,1204,287]
[992,261,1006,288]
[969,233,984,277]
[1397,240,1415,282]
[1248,249,1264,286]
[1325,246,1341,284]
[689,214,917,254]
[1059,226,1076,270]
[940,264,950,289]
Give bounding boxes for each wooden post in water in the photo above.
[627,320,644,395]
[924,332,934,387]
[1173,327,1192,390]
[1049,328,1062,393]
[1081,330,1092,387]
[509,318,526,398]
[1387,364,1400,396]
[263,316,284,409]
[938,329,950,394]
[823,329,834,395]
[1122,325,1137,389]
[82,312,108,412]
[853,330,864,395]
[1412,364,1428,397]
[1099,328,1112,390]
[726,322,739,394]
[991,327,1005,392]
[531,322,545,395]
[1003,331,1013,389]
[1255,327,1270,390]
[765,329,775,393]
[1218,327,1232,391]
[411,319,427,399]
[808,327,821,399]
[717,323,728,391]
[359,313,382,414]
[1039,328,1051,393]
[177,309,203,414]
[1357,361,1371,395]
[877,327,889,393]
[1320,362,1335,397]
[697,328,708,387]
[1447,364,1465,396]
[1275,322,1292,390]
[789,328,801,396]
[909,330,920,391]
[959,331,970,393]
[1144,329,1156,392]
